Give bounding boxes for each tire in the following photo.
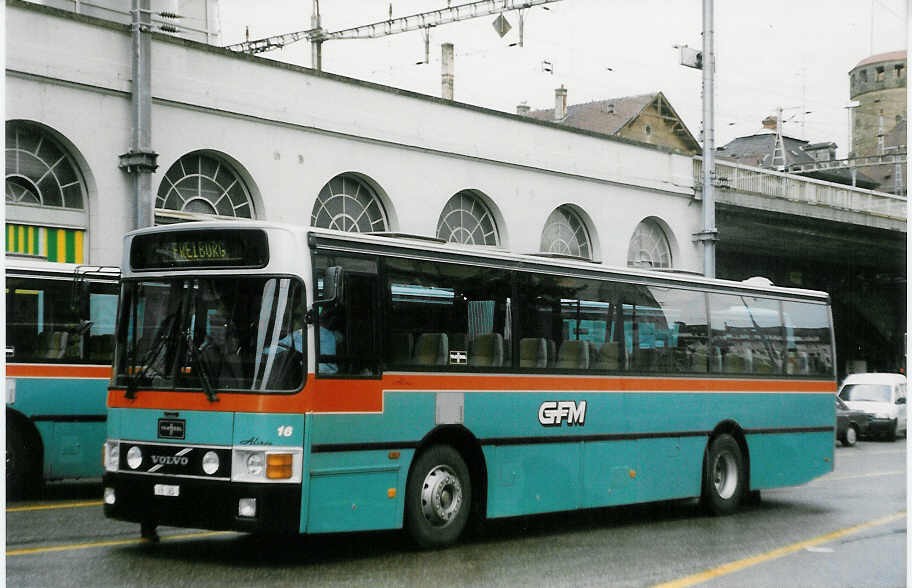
[404,445,472,549]
[6,423,38,500]
[842,424,858,447]
[886,421,897,442]
[701,434,746,516]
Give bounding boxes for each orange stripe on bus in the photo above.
[107,374,836,414]
[7,364,112,379]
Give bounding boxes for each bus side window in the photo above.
[384,258,511,370]
[709,293,788,375]
[781,301,832,376]
[6,278,84,363]
[517,274,618,372]
[648,287,709,374]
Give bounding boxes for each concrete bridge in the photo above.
[694,159,906,375]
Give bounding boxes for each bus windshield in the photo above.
[114,276,305,394]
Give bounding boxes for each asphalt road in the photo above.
[6,439,907,587]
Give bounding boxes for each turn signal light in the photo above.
[266,453,293,479]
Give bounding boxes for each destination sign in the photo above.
[130,229,269,270]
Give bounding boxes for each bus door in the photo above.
[313,254,380,377]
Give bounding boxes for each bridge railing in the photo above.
[693,158,907,221]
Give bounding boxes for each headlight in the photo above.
[105,441,120,472]
[232,447,302,483]
[246,452,265,476]
[127,446,143,470]
[202,451,220,475]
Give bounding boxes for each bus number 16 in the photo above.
[277,426,294,437]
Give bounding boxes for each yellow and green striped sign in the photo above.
[5,224,85,263]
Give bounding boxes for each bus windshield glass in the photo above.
[114,276,305,393]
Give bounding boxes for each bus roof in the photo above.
[122,221,830,302]
[5,257,120,278]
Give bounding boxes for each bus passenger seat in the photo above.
[389,332,414,365]
[546,339,557,367]
[557,340,589,369]
[43,331,69,359]
[519,338,547,368]
[592,342,620,370]
[413,333,448,366]
[449,332,466,352]
[469,333,503,367]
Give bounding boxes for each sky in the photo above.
[217,1,908,158]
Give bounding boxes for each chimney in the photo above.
[441,43,454,100]
[761,115,777,130]
[516,102,531,116]
[554,85,567,121]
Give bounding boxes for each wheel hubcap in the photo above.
[846,427,857,445]
[712,451,738,499]
[420,465,463,527]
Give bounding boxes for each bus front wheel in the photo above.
[405,445,471,549]
[701,434,746,516]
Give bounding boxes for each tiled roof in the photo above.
[526,93,656,135]
[853,50,907,69]
[717,132,878,189]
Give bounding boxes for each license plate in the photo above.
[154,484,180,497]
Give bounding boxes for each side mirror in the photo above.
[896,397,906,405]
[319,266,344,306]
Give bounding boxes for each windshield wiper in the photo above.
[125,312,179,399]
[187,332,218,402]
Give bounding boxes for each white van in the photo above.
[838,373,907,441]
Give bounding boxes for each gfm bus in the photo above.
[103,222,836,547]
[6,260,119,498]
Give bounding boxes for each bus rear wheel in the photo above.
[701,434,746,516]
[405,445,471,549]
[7,423,37,500]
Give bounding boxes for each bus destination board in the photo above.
[130,229,269,270]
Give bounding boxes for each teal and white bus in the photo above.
[103,222,836,547]
[6,260,119,497]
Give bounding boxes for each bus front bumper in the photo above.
[103,473,301,534]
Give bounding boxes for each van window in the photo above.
[839,384,892,403]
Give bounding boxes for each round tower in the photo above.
[848,50,907,158]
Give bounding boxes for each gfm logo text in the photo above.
[538,400,587,427]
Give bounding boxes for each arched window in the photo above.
[156,152,254,222]
[436,190,499,246]
[5,122,89,263]
[540,206,592,259]
[627,218,672,268]
[311,174,388,232]
[5,122,85,209]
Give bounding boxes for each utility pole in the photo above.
[310,0,323,71]
[700,0,716,279]
[119,0,158,229]
[677,2,716,278]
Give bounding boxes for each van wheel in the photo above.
[405,445,471,549]
[701,434,746,516]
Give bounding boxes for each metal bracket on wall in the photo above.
[118,150,159,174]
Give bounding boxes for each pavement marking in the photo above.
[7,500,103,513]
[7,530,236,557]
[651,511,906,588]
[836,448,906,457]
[813,470,905,483]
